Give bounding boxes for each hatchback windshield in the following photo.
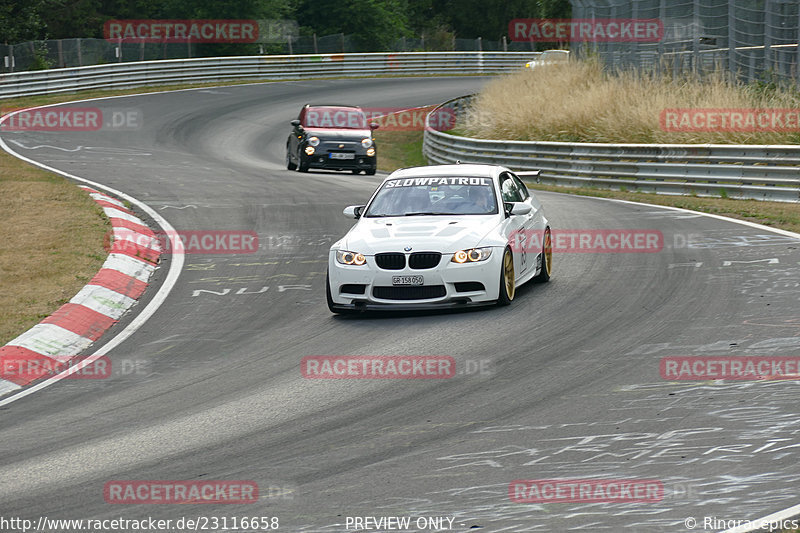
[364,176,498,217]
[303,106,367,129]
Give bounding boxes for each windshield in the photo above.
[364,176,498,217]
[302,106,367,129]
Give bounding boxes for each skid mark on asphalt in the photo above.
[7,139,152,155]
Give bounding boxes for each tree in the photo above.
[0,0,49,42]
[296,0,411,51]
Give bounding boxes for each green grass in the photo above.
[375,130,427,172]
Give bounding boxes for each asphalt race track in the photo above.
[2,76,800,532]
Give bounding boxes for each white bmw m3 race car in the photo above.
[326,164,552,313]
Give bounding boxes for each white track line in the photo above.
[539,190,800,533]
[2,85,799,531]
[0,99,185,407]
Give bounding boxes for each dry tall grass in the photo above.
[463,59,800,144]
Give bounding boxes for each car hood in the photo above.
[339,215,502,255]
[304,128,371,140]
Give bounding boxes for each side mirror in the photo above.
[506,202,532,216]
[370,122,380,130]
[343,205,365,219]
[291,119,301,127]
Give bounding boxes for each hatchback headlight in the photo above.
[452,247,493,263]
[336,250,367,265]
[308,136,320,146]
[361,138,373,148]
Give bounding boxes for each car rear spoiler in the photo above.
[516,170,541,184]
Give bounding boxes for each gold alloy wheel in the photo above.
[544,229,552,276]
[503,248,515,300]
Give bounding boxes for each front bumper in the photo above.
[328,249,502,310]
[303,152,375,171]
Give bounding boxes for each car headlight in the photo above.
[308,136,320,147]
[336,250,367,265]
[451,247,493,263]
[304,146,315,155]
[366,147,376,156]
[361,138,373,148]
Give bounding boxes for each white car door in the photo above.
[511,172,544,272]
[499,173,533,277]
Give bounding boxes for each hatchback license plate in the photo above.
[329,152,355,160]
[392,275,423,286]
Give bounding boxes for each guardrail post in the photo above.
[77,38,82,67]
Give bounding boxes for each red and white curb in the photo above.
[0,186,161,394]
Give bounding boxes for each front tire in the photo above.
[365,167,376,176]
[298,157,309,172]
[533,227,552,283]
[286,147,297,170]
[497,247,515,306]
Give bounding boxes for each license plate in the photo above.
[392,275,423,286]
[329,152,355,160]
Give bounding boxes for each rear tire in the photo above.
[497,247,515,306]
[533,227,552,283]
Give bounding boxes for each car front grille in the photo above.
[375,253,405,270]
[372,285,447,300]
[408,252,441,269]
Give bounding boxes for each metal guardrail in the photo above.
[0,52,538,99]
[424,96,800,202]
